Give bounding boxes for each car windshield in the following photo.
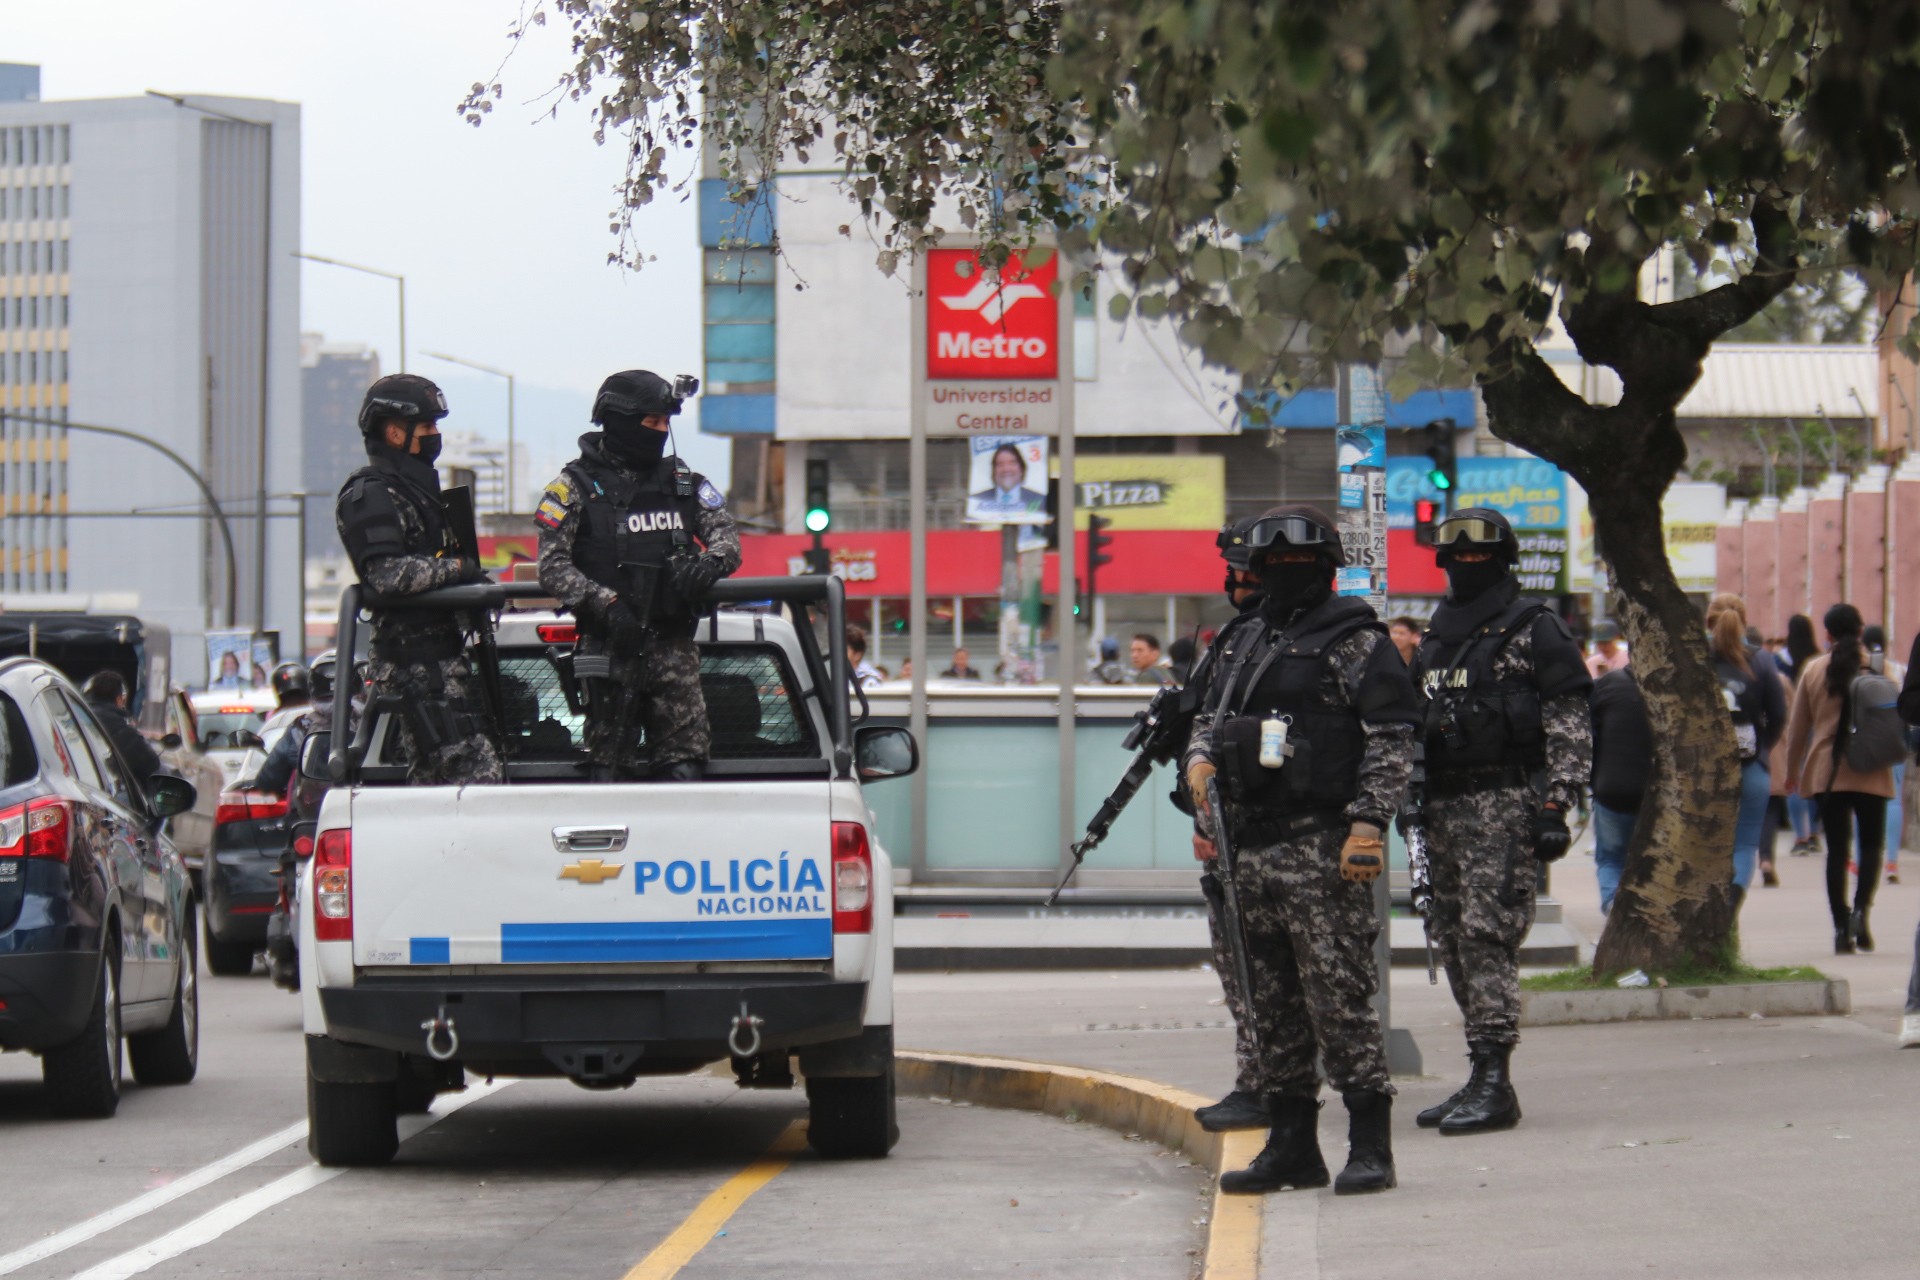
[197,709,264,748]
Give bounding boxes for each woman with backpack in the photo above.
[1707,595,1786,910]
[1783,604,1899,954]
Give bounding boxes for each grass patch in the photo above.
[1522,961,1827,992]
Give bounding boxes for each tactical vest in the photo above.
[1213,599,1381,811]
[338,462,464,653]
[1417,600,1550,773]
[566,455,699,626]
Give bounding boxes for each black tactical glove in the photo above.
[672,553,727,600]
[602,600,644,644]
[1533,805,1571,862]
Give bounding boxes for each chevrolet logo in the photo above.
[559,859,624,885]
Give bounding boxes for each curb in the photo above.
[1520,978,1850,1026]
[896,1050,1261,1280]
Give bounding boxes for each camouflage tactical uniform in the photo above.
[1416,594,1592,1045]
[336,452,504,786]
[536,434,741,775]
[1188,600,1419,1098]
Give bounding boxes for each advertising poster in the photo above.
[1387,455,1569,595]
[963,435,1051,525]
[1335,427,1387,613]
[1073,456,1226,530]
[205,629,279,691]
[1565,479,1724,595]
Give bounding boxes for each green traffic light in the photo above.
[1429,470,1452,491]
[804,507,831,533]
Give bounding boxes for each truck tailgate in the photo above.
[347,782,835,968]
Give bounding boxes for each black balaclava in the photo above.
[1443,557,1507,603]
[1257,555,1334,623]
[602,412,669,469]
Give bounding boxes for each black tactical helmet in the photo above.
[270,661,311,701]
[357,374,449,436]
[1243,504,1348,568]
[1433,506,1519,566]
[309,650,337,702]
[1215,513,1263,572]
[592,370,686,424]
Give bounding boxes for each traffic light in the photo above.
[1413,496,1441,547]
[803,458,831,534]
[1086,513,1115,603]
[1423,419,1457,497]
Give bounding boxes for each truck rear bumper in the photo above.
[317,973,869,1071]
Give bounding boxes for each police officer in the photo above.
[1183,505,1418,1195]
[1409,508,1591,1134]
[1189,515,1273,1135]
[336,374,504,786]
[536,370,741,780]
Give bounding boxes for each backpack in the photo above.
[1844,670,1908,773]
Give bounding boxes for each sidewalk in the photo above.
[893,833,1920,1279]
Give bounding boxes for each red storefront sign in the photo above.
[738,530,1224,597]
[926,248,1060,380]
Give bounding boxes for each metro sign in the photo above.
[926,248,1060,379]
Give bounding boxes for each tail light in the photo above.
[0,798,73,862]
[536,623,577,644]
[831,821,872,934]
[216,791,288,825]
[312,828,352,942]
[292,831,315,859]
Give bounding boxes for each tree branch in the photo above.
[1646,199,1800,344]
[1478,338,1611,477]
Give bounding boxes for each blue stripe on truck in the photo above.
[410,937,451,964]
[499,918,833,963]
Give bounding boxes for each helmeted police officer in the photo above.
[1189,514,1273,1135]
[1409,507,1591,1134]
[335,374,504,786]
[536,370,741,780]
[1184,505,1419,1196]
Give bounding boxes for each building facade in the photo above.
[0,85,302,680]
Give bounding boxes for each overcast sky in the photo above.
[6,0,726,496]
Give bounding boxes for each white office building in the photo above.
[0,73,302,680]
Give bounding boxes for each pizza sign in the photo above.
[926,248,1060,380]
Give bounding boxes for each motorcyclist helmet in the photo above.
[269,661,311,701]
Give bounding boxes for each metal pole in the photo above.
[506,371,516,512]
[397,275,407,373]
[293,253,406,377]
[256,118,272,635]
[4,412,238,626]
[909,383,930,878]
[294,492,308,661]
[1056,270,1077,874]
[423,351,517,513]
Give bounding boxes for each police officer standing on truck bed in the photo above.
[1408,508,1591,1135]
[536,370,741,781]
[1183,505,1419,1196]
[336,374,504,786]
[1186,514,1273,1136]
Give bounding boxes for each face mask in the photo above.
[604,413,668,467]
[1258,560,1332,610]
[1443,558,1507,603]
[410,430,442,466]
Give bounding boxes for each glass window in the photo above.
[703,249,777,285]
[41,690,104,791]
[68,698,137,807]
[705,322,775,361]
[0,694,38,787]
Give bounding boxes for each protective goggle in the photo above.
[1242,514,1335,551]
[1433,516,1509,548]
[365,391,446,423]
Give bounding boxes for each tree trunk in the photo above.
[1480,345,1741,974]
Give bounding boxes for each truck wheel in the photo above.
[805,1072,898,1159]
[203,918,256,977]
[44,953,123,1119]
[307,1070,398,1167]
[129,920,199,1085]
[394,1060,440,1115]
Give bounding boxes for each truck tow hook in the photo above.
[421,1006,460,1062]
[727,1001,764,1059]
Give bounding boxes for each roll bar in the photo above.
[329,575,852,782]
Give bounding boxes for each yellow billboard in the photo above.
[1066,456,1226,530]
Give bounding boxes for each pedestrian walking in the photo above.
[1185,505,1417,1195]
[1409,508,1591,1136]
[1782,604,1896,954]
[1708,594,1787,910]
[1782,613,1823,857]
[1862,626,1907,883]
[1898,627,1920,1047]
[1588,666,1651,916]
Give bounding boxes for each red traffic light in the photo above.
[1414,497,1441,547]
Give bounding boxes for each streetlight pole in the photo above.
[149,90,274,634]
[294,252,407,373]
[423,351,517,513]
[3,412,238,627]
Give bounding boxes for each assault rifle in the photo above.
[1046,679,1199,905]
[1399,753,1437,984]
[1203,775,1257,1019]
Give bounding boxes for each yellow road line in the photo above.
[622,1119,807,1280]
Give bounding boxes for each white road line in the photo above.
[0,1122,308,1277]
[68,1080,511,1280]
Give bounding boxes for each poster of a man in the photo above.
[965,437,1050,525]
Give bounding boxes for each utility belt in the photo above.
[1231,806,1347,846]
[1425,765,1535,799]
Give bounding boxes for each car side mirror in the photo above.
[853,725,918,781]
[159,732,183,750]
[146,774,198,819]
[299,732,332,782]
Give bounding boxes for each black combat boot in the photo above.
[1333,1090,1397,1195]
[1195,1089,1270,1133]
[1437,1040,1522,1135]
[1415,1049,1483,1128]
[1835,909,1857,955]
[1852,905,1875,953]
[1219,1095,1330,1194]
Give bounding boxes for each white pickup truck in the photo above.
[295,576,912,1167]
